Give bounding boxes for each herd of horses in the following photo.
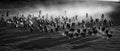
[0,14,113,39]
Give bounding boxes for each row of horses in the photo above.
[0,16,113,34]
[62,25,113,39]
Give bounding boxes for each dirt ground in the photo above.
[0,25,120,51]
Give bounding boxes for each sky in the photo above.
[0,0,119,21]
